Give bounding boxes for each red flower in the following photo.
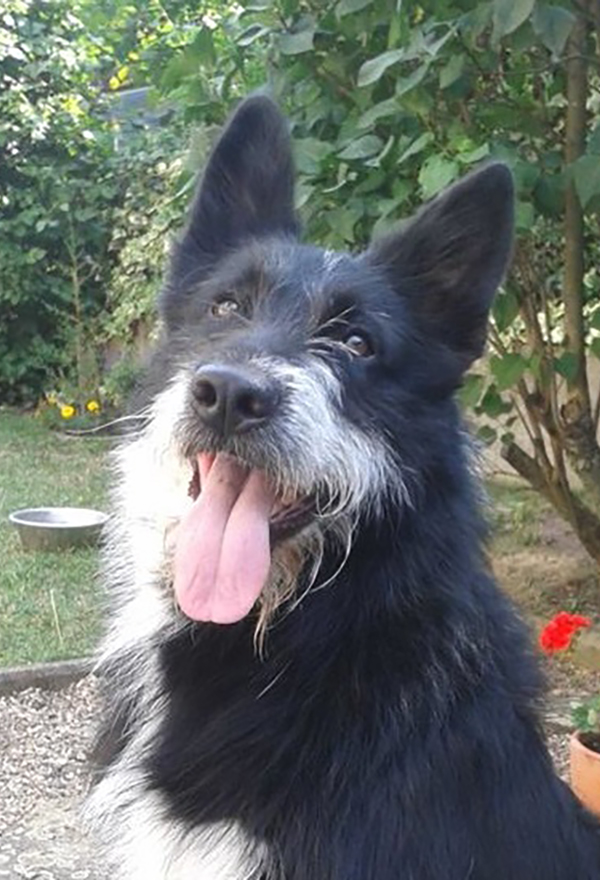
[539,612,591,653]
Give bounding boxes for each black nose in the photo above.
[192,365,280,437]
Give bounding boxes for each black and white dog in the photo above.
[89,96,600,879]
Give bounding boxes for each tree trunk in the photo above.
[560,11,600,508]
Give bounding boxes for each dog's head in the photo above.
[140,96,513,633]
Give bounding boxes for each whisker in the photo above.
[64,413,151,437]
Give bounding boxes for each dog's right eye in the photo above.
[343,332,374,359]
[211,297,240,318]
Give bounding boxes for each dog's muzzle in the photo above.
[174,364,317,628]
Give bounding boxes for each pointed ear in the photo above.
[367,163,514,370]
[168,95,299,286]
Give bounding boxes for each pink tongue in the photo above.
[174,453,275,624]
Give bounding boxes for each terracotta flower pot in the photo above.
[569,731,600,816]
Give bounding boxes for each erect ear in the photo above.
[167,95,299,289]
[366,163,514,371]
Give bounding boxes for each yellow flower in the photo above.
[46,392,58,405]
[60,404,76,419]
[85,399,100,413]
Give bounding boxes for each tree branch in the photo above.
[501,441,600,564]
[564,12,590,412]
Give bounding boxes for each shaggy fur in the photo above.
[89,96,600,879]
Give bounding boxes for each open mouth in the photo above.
[187,454,314,542]
[174,452,314,626]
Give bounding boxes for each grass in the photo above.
[0,409,110,666]
[487,478,549,553]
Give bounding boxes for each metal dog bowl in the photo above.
[8,507,109,551]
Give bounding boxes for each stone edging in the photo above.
[0,657,93,696]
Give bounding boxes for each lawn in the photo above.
[0,410,110,665]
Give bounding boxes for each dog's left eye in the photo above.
[343,332,373,358]
[211,297,240,318]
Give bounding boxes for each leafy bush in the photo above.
[100,125,191,353]
[5,0,600,563]
[0,0,121,402]
[146,0,600,562]
[0,0,196,405]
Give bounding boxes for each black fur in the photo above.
[96,96,600,879]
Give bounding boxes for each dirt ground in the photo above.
[491,479,600,623]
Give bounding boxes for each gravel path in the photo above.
[0,677,103,880]
[1,663,598,878]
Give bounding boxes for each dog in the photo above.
[88,96,600,879]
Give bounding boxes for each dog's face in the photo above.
[137,97,513,633]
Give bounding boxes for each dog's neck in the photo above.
[263,467,487,659]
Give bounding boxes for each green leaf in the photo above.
[395,63,429,96]
[277,26,315,55]
[589,124,600,156]
[423,29,453,58]
[295,182,313,210]
[533,174,564,218]
[353,169,385,195]
[476,385,512,419]
[372,201,402,237]
[571,155,600,209]
[528,353,543,379]
[236,24,271,47]
[459,373,485,408]
[387,13,402,47]
[397,131,433,165]
[493,0,536,41]
[323,205,362,243]
[573,697,600,732]
[418,156,459,199]
[357,98,401,129]
[294,138,332,174]
[191,27,216,62]
[477,425,497,446]
[493,289,519,332]
[532,5,574,58]
[554,352,579,383]
[573,705,591,732]
[459,144,490,165]
[357,49,404,87]
[336,0,373,17]
[515,200,535,231]
[513,160,540,193]
[439,54,464,89]
[25,247,46,264]
[338,135,383,160]
[372,135,395,166]
[490,353,527,390]
[459,4,493,40]
[160,48,202,91]
[590,338,600,359]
